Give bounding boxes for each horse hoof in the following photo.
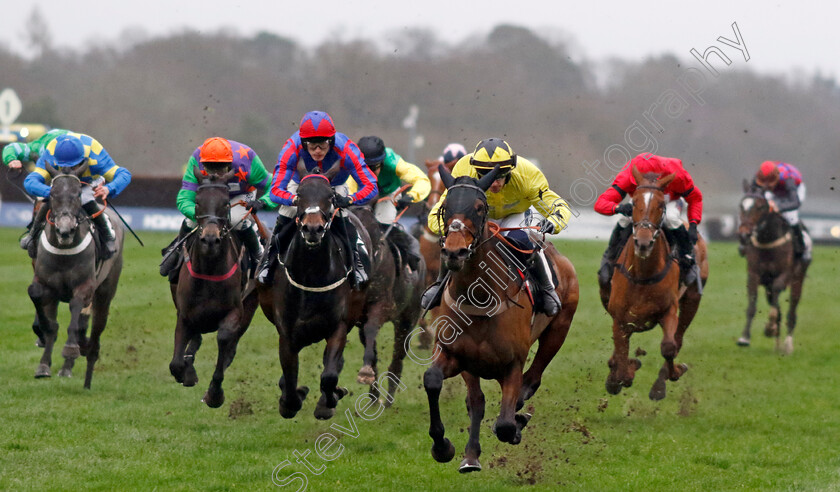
[431,438,455,463]
[649,380,666,401]
[493,421,517,444]
[335,387,349,400]
[183,367,199,387]
[314,405,336,420]
[632,358,642,370]
[58,368,72,378]
[279,399,301,419]
[356,365,375,385]
[35,364,51,378]
[62,344,81,360]
[459,458,482,473]
[202,390,225,409]
[783,336,794,355]
[35,338,45,348]
[605,379,622,395]
[736,337,750,347]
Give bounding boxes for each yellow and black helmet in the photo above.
[469,138,517,177]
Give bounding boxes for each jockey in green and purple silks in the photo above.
[159,137,276,278]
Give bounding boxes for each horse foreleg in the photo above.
[62,290,91,362]
[739,272,759,346]
[203,309,243,408]
[650,304,684,401]
[520,307,573,406]
[357,304,384,386]
[83,296,111,390]
[315,322,349,420]
[423,351,459,464]
[277,327,308,419]
[495,364,526,445]
[459,372,485,473]
[169,314,190,384]
[606,320,637,395]
[182,333,202,387]
[29,280,58,378]
[32,313,46,348]
[766,280,785,342]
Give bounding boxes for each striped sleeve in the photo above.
[269,138,300,206]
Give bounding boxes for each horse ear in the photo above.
[742,178,750,193]
[296,161,309,179]
[193,165,204,185]
[656,172,676,189]
[219,168,237,183]
[438,163,454,189]
[71,160,90,178]
[631,164,643,185]
[45,162,59,179]
[476,164,501,192]
[323,161,341,181]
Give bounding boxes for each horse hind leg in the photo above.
[520,303,574,406]
[782,268,806,356]
[356,308,383,386]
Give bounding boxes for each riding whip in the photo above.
[106,201,145,247]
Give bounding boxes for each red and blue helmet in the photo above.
[45,135,86,168]
[299,111,336,142]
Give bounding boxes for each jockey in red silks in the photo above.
[594,153,704,289]
[258,110,378,289]
[750,160,811,262]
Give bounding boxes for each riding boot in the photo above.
[672,225,698,287]
[21,200,49,259]
[790,222,811,261]
[236,221,264,274]
[528,249,562,316]
[420,259,450,310]
[84,201,117,259]
[335,215,370,290]
[598,222,631,287]
[160,220,191,277]
[257,215,293,285]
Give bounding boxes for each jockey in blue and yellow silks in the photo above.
[258,110,378,289]
[22,132,131,258]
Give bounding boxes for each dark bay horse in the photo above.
[601,166,708,401]
[28,163,124,389]
[257,166,372,420]
[423,165,579,473]
[737,184,808,354]
[351,205,425,404]
[168,169,260,408]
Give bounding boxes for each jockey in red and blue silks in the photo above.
[259,110,379,289]
[750,160,811,261]
[594,153,704,289]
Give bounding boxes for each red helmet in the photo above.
[199,137,233,163]
[299,111,336,141]
[756,161,780,188]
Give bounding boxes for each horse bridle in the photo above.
[295,175,338,233]
[194,182,232,238]
[632,185,666,240]
[437,182,490,257]
[739,192,780,246]
[46,174,86,226]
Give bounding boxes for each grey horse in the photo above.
[28,163,124,389]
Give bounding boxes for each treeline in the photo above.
[2,23,838,212]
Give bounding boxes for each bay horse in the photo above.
[168,169,260,408]
[352,205,425,404]
[257,164,372,420]
[736,183,808,354]
[28,163,124,389]
[423,165,579,473]
[602,166,708,400]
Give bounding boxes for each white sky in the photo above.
[0,0,836,80]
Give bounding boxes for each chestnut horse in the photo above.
[423,165,579,473]
[601,167,708,401]
[736,184,808,354]
[168,170,260,408]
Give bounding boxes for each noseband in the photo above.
[438,182,489,257]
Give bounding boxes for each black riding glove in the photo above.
[615,202,633,217]
[688,222,699,244]
[538,218,555,234]
[246,199,266,211]
[333,194,353,209]
[395,194,414,210]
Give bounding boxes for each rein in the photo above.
[618,183,673,285]
[615,257,676,285]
